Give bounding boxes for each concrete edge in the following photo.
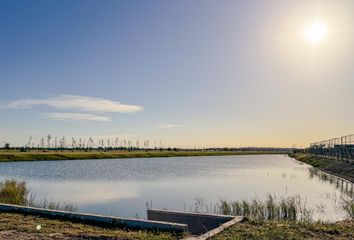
[0,203,188,233]
[148,209,235,220]
[182,216,244,240]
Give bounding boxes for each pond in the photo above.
[0,154,351,221]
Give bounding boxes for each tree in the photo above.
[47,134,51,148]
[40,137,45,148]
[4,142,10,150]
[26,136,32,148]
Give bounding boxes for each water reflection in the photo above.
[0,155,351,221]
[308,167,354,198]
[27,180,140,204]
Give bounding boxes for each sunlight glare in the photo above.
[303,19,328,43]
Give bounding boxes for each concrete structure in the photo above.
[148,209,241,235]
[182,216,243,240]
[0,203,188,233]
[0,203,245,238]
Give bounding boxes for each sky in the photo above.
[0,0,353,148]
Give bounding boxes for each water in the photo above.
[0,154,351,221]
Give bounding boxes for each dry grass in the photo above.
[0,212,178,240]
[0,180,28,205]
[212,219,354,240]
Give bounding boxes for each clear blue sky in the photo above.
[1,0,353,147]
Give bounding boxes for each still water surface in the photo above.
[0,154,350,221]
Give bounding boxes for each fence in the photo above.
[309,134,354,161]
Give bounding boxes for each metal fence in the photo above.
[309,134,354,161]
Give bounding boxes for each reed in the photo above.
[214,194,313,222]
[0,179,77,212]
[0,179,28,205]
[28,194,78,212]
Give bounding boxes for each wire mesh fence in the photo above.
[309,134,354,161]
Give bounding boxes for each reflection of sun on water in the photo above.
[303,19,328,43]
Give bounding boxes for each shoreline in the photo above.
[289,153,354,184]
[0,150,287,162]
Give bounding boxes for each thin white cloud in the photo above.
[2,95,143,113]
[158,124,190,129]
[44,113,111,122]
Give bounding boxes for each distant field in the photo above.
[0,150,287,162]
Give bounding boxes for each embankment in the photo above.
[289,153,354,183]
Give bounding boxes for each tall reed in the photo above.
[0,179,28,205]
[213,194,313,222]
[0,179,77,212]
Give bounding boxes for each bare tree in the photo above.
[26,136,32,149]
[40,137,45,148]
[88,137,94,148]
[47,134,51,148]
[60,137,66,148]
[71,138,75,148]
[115,137,119,148]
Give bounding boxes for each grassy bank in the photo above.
[0,212,179,240]
[289,153,354,183]
[1,213,353,240]
[0,150,286,162]
[212,219,354,240]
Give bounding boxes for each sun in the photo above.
[303,19,328,43]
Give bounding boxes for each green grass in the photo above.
[0,212,179,240]
[0,150,286,162]
[211,219,354,240]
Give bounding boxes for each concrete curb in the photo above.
[0,203,187,233]
[148,209,243,237]
[182,216,244,240]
